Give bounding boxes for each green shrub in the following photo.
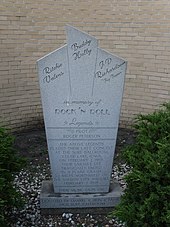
[0,127,26,226]
[112,103,170,227]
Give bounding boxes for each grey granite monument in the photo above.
[37,25,127,209]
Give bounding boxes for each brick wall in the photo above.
[0,0,170,131]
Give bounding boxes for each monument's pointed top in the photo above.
[37,45,67,63]
[99,47,127,63]
[66,25,98,46]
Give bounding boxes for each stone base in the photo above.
[40,180,123,212]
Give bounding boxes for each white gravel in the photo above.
[11,161,130,227]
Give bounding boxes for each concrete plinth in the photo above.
[40,180,123,212]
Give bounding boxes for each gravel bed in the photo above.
[10,161,130,227]
[9,128,135,226]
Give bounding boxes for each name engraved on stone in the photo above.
[95,57,126,83]
[43,62,64,84]
[71,39,92,60]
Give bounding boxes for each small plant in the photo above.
[112,103,170,227]
[0,127,26,226]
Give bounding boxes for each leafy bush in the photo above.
[0,127,26,226]
[112,103,170,227]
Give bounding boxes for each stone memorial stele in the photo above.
[37,25,127,210]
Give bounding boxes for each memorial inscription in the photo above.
[37,25,127,208]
